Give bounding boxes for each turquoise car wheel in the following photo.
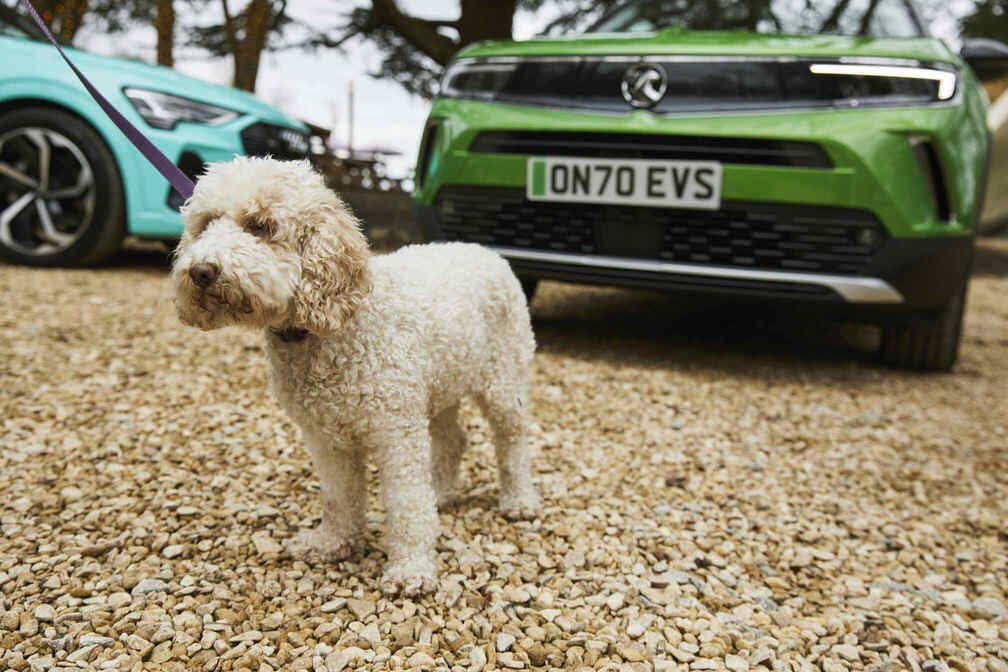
[0,106,125,266]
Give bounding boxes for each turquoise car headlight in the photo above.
[124,88,241,130]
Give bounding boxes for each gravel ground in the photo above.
[1,237,1006,672]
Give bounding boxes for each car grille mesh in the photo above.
[435,187,887,276]
[469,131,832,168]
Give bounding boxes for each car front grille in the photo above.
[453,56,948,113]
[240,122,310,160]
[435,187,887,276]
[469,131,832,168]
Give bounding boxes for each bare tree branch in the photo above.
[220,0,239,62]
[369,0,459,65]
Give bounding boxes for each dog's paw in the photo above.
[289,528,359,563]
[379,558,438,597]
[499,492,540,521]
[499,503,540,521]
[436,491,461,511]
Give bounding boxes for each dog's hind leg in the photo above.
[478,377,540,521]
[430,404,466,509]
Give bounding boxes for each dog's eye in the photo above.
[189,212,221,236]
[245,218,272,237]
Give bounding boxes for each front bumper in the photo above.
[414,97,986,312]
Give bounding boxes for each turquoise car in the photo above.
[0,4,308,266]
[415,0,1008,369]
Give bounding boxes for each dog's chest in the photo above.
[265,341,371,443]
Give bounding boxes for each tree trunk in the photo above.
[155,0,175,67]
[457,0,515,46]
[232,0,272,92]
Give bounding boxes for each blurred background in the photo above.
[8,0,1008,243]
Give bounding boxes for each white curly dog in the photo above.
[171,157,539,595]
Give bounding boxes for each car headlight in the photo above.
[124,88,241,130]
[808,63,958,102]
[440,60,517,100]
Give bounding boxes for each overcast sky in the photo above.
[73,0,974,177]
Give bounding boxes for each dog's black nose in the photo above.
[189,262,220,288]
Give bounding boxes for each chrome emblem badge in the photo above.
[621,63,668,109]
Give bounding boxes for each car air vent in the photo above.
[167,151,206,211]
[909,137,952,221]
[469,131,832,169]
[240,123,310,161]
[435,186,887,276]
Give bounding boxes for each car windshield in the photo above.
[588,0,923,38]
[0,4,51,42]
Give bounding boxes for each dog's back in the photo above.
[367,242,535,407]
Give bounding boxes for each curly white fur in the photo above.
[171,157,539,595]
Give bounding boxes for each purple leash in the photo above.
[20,0,196,199]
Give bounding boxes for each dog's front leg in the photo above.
[372,423,439,596]
[293,432,366,561]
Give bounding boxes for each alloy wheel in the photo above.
[0,127,96,256]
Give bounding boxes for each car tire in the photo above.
[0,106,125,266]
[520,277,539,305]
[879,284,968,371]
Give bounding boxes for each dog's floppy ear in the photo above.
[293,200,371,336]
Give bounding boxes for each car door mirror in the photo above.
[961,38,1008,81]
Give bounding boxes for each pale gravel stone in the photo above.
[496,633,515,652]
[32,604,55,623]
[66,645,97,663]
[497,652,524,669]
[124,634,154,657]
[359,622,381,644]
[162,544,185,558]
[469,645,488,670]
[971,597,1007,621]
[131,578,169,595]
[627,617,647,638]
[832,644,860,661]
[106,592,131,608]
[405,651,436,667]
[725,654,749,671]
[250,531,282,556]
[320,598,347,613]
[347,598,376,620]
[605,592,625,611]
[79,635,115,648]
[615,642,648,662]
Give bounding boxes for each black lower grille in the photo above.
[469,131,832,169]
[435,187,887,276]
[240,123,310,160]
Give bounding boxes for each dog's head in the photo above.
[171,157,371,335]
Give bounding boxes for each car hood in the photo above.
[457,30,960,66]
[19,38,302,129]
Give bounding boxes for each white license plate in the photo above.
[527,157,722,210]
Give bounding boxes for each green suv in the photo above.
[413,0,1008,370]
